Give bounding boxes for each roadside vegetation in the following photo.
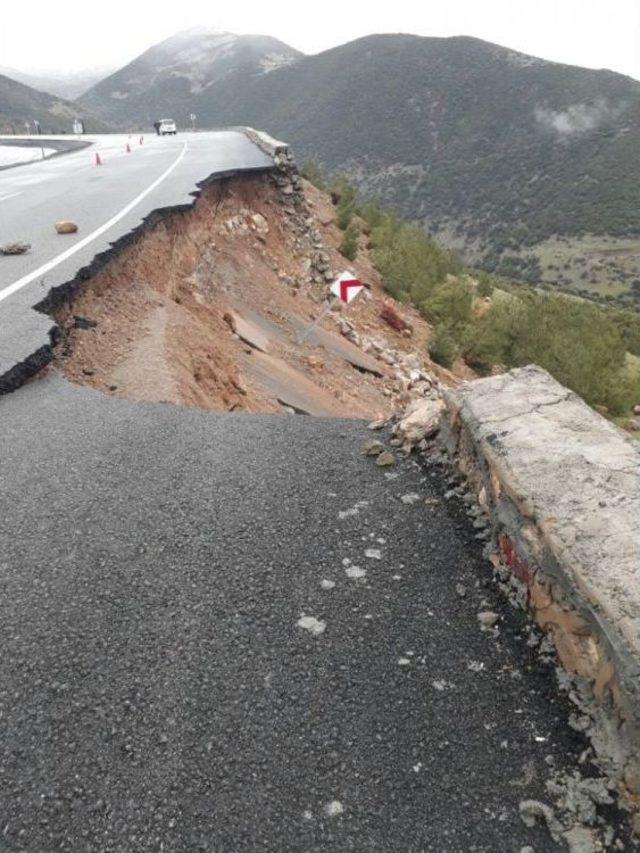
[301,162,640,417]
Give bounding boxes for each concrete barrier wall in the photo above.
[440,365,640,806]
[239,127,289,160]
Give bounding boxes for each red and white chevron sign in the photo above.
[331,271,364,304]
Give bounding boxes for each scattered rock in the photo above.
[345,566,366,579]
[320,579,335,590]
[297,615,326,636]
[477,610,499,629]
[367,418,386,431]
[364,548,382,560]
[81,367,95,376]
[324,800,344,817]
[250,212,269,233]
[545,773,613,825]
[0,241,30,255]
[376,451,396,467]
[400,493,421,505]
[455,583,467,598]
[363,440,385,457]
[55,220,78,234]
[562,825,598,853]
[519,799,564,843]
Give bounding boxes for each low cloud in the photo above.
[534,99,623,135]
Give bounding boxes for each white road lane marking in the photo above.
[0,142,188,305]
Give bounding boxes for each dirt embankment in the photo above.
[52,168,452,418]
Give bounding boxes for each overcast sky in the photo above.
[2,0,639,81]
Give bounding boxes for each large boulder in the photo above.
[55,221,78,234]
[396,398,445,446]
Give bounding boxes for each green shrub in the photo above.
[357,201,387,230]
[339,223,359,261]
[369,216,458,304]
[461,296,522,372]
[336,203,355,231]
[300,159,325,190]
[509,295,634,414]
[428,324,459,368]
[461,291,637,414]
[475,271,495,298]
[331,176,357,209]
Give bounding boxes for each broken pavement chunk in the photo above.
[0,241,30,255]
[223,310,271,353]
[73,316,98,330]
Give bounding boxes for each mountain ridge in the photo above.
[0,73,108,134]
[0,65,115,100]
[78,28,302,127]
[4,28,640,302]
[73,30,640,301]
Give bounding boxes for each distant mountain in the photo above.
[0,66,115,100]
[82,33,640,278]
[0,73,108,134]
[78,27,302,127]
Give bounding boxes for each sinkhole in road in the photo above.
[48,171,403,418]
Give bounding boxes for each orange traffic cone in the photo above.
[95,151,102,166]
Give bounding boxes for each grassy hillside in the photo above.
[316,169,640,419]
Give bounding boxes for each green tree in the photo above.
[422,279,474,330]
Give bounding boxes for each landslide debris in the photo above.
[51,164,453,417]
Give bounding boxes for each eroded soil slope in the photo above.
[52,169,449,417]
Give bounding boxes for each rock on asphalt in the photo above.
[0,376,622,850]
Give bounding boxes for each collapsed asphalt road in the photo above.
[0,374,626,851]
[0,131,271,390]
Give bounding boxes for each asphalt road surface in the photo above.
[0,132,271,387]
[0,374,609,851]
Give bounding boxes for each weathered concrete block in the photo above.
[441,365,640,802]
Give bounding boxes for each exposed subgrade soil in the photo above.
[52,171,448,418]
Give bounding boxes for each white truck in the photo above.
[157,119,177,136]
